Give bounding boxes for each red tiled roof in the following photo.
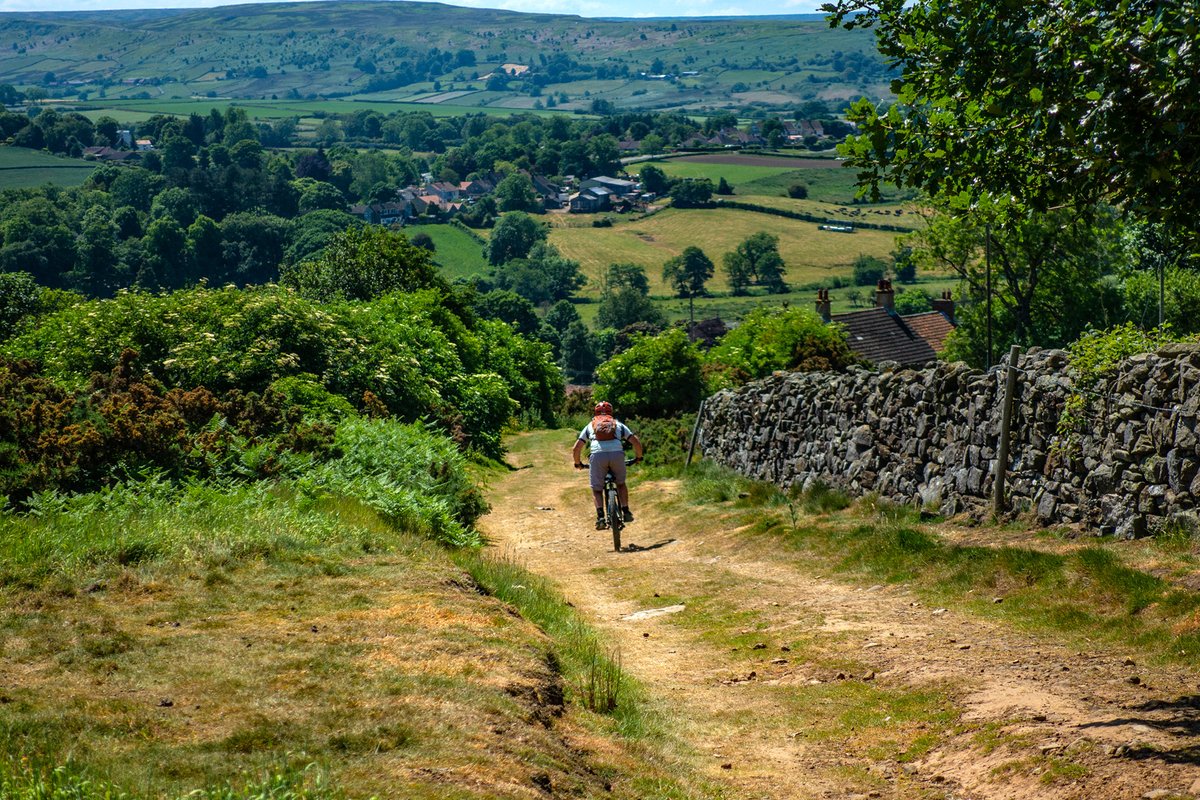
[904,311,956,353]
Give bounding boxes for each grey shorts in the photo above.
[588,450,627,491]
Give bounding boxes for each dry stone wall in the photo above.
[698,345,1200,537]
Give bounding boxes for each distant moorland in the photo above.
[0,0,889,113]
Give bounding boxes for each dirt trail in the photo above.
[478,435,1200,800]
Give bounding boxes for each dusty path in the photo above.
[478,433,1200,800]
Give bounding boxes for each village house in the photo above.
[82,146,140,163]
[817,281,956,367]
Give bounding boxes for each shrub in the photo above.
[852,254,887,286]
[893,288,933,314]
[0,351,333,502]
[594,328,704,418]
[786,183,809,199]
[3,285,561,462]
[704,306,859,392]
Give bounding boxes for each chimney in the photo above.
[875,279,895,312]
[815,288,832,323]
[931,290,955,323]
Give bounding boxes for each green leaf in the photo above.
[1029,87,1043,103]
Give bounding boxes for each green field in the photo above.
[418,223,490,281]
[549,206,904,298]
[629,155,915,206]
[628,159,803,187]
[76,97,573,124]
[0,146,95,189]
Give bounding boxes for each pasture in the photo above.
[549,206,904,298]
[418,223,490,281]
[629,153,915,205]
[0,147,95,189]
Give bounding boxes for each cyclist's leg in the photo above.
[608,459,634,521]
[589,459,607,527]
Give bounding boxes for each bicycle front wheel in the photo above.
[607,490,622,552]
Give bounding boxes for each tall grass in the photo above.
[0,756,338,800]
[0,419,485,588]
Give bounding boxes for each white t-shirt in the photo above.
[577,420,634,455]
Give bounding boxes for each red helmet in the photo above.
[594,401,613,416]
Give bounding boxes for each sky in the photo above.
[0,0,828,18]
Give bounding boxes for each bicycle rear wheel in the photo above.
[607,489,622,552]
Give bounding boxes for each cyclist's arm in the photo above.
[626,433,644,462]
[571,437,586,468]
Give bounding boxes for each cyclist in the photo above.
[572,401,644,530]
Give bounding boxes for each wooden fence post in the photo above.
[993,344,1022,516]
[686,399,706,468]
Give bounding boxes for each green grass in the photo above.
[0,462,717,798]
[0,147,96,189]
[628,159,803,187]
[550,206,902,299]
[417,223,490,281]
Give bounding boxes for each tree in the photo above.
[0,272,43,341]
[142,217,188,289]
[668,178,714,208]
[639,165,672,196]
[852,254,886,287]
[294,178,347,213]
[492,243,585,305]
[487,212,547,266]
[596,263,665,330]
[915,204,1125,366]
[723,232,787,295]
[544,299,582,333]
[70,206,125,296]
[823,0,1200,244]
[474,290,539,336]
[893,288,933,315]
[594,328,704,418]
[1122,268,1200,335]
[662,246,714,323]
[560,319,600,382]
[494,173,538,212]
[893,245,917,283]
[186,215,223,282]
[281,226,444,302]
[704,306,859,392]
[150,187,199,228]
[715,177,734,196]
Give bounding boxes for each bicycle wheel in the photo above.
[607,489,622,552]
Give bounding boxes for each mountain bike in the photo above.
[602,458,637,552]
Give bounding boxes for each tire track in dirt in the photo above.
[479,434,1200,799]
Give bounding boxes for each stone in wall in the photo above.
[698,345,1200,537]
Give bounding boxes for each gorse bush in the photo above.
[0,351,332,502]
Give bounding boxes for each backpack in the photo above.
[591,414,618,442]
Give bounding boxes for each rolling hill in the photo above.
[0,1,890,114]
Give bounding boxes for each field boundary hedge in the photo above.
[711,199,918,233]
